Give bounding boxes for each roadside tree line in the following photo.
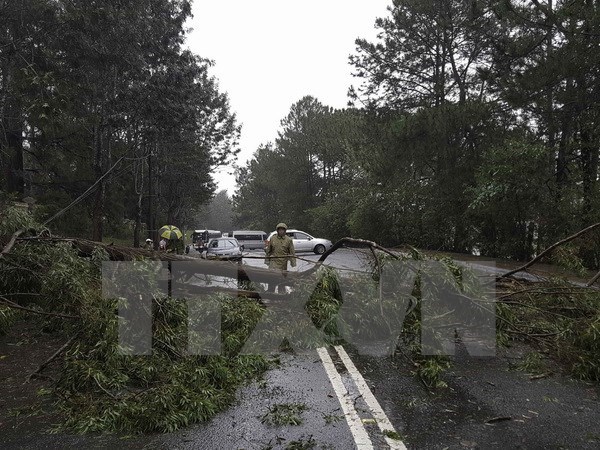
[0,0,239,245]
[233,0,600,269]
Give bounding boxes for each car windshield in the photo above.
[209,239,237,249]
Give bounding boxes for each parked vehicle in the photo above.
[190,229,221,252]
[266,229,333,254]
[232,230,268,250]
[204,237,243,262]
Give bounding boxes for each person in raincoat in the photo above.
[165,239,183,254]
[264,222,296,292]
[143,238,154,250]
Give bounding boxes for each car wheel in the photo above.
[314,244,326,255]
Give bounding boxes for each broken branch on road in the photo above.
[500,221,600,279]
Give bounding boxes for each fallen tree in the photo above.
[1,205,599,435]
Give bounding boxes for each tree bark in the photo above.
[1,68,24,194]
[133,152,144,248]
[147,139,156,248]
[92,119,105,242]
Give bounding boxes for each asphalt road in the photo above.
[7,248,595,449]
[145,343,599,449]
[152,247,600,449]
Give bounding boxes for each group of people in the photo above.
[141,222,296,292]
[142,238,183,254]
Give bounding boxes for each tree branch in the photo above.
[0,295,79,319]
[26,332,80,382]
[500,222,600,279]
[586,269,600,287]
[0,229,25,260]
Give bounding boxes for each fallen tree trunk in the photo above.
[176,284,289,303]
[15,236,190,262]
[6,235,407,288]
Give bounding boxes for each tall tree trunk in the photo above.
[556,77,573,198]
[92,120,105,241]
[3,114,24,194]
[147,140,156,246]
[579,0,598,224]
[133,142,145,248]
[1,67,24,194]
[580,124,598,222]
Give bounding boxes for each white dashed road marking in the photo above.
[317,347,374,449]
[334,345,408,450]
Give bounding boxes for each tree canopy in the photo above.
[234,0,600,269]
[0,0,239,245]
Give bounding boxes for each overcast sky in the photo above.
[186,1,390,195]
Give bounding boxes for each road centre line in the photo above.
[316,347,374,450]
[334,345,408,450]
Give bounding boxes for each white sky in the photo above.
[186,0,390,195]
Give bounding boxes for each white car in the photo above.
[267,229,333,254]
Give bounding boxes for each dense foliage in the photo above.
[0,206,268,432]
[0,0,239,245]
[233,0,600,269]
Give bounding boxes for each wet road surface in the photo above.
[3,248,598,449]
[145,341,599,449]
[162,248,600,449]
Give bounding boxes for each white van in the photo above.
[232,230,268,250]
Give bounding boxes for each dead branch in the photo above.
[26,332,80,382]
[586,269,600,287]
[153,337,183,358]
[486,416,512,424]
[94,377,117,399]
[0,295,79,319]
[500,222,600,279]
[498,301,574,319]
[529,372,553,381]
[0,229,25,260]
[498,289,589,300]
[318,237,402,264]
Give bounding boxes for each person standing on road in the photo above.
[265,222,296,292]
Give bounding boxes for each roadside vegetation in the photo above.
[497,277,600,382]
[1,205,599,435]
[1,206,269,433]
